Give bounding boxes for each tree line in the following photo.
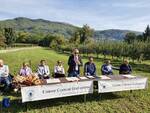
[0,25,150,61]
[59,25,150,61]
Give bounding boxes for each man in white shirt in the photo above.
[0,59,11,91]
[54,60,65,78]
[37,60,50,79]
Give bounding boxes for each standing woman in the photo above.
[67,48,83,77]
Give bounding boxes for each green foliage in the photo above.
[0,35,5,47]
[69,24,94,45]
[39,34,56,47]
[69,31,80,44]
[0,17,77,39]
[39,34,66,48]
[16,31,30,43]
[0,48,150,113]
[143,25,150,41]
[59,39,150,60]
[136,34,144,41]
[4,28,16,46]
[79,24,94,43]
[0,17,143,41]
[124,32,136,44]
[16,31,45,44]
[0,28,5,47]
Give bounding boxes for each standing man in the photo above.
[37,60,50,79]
[84,56,96,76]
[0,59,11,91]
[68,48,83,77]
[119,59,132,74]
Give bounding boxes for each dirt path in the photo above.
[0,46,41,53]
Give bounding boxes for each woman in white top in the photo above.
[37,60,50,79]
[54,60,65,78]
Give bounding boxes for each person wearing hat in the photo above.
[54,60,65,78]
[67,48,83,77]
[119,59,132,74]
[0,59,11,91]
[19,62,32,77]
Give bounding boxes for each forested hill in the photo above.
[0,17,78,38]
[94,29,142,40]
[0,17,142,40]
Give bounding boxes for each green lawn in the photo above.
[0,47,149,113]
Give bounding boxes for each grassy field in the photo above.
[0,47,150,113]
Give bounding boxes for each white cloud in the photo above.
[0,0,150,31]
[112,1,150,8]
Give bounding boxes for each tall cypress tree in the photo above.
[143,25,150,41]
[4,28,16,46]
[0,27,5,46]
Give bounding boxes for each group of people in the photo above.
[67,48,132,77]
[0,59,66,92]
[0,48,132,92]
[20,60,65,79]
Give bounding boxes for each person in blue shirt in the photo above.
[0,59,11,91]
[101,60,118,75]
[84,56,96,76]
[119,59,132,74]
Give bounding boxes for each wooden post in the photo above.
[84,94,86,102]
[25,102,28,112]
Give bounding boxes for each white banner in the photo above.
[98,77,148,93]
[21,81,93,103]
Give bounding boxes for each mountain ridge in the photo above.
[0,17,142,40]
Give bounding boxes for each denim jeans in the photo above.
[0,76,11,91]
[68,71,79,77]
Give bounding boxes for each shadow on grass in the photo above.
[0,92,123,113]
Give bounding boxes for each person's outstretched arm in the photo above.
[101,65,108,74]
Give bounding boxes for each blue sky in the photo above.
[0,0,150,31]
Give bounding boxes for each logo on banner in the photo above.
[27,90,35,100]
[103,85,106,89]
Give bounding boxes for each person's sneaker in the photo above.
[14,88,18,92]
